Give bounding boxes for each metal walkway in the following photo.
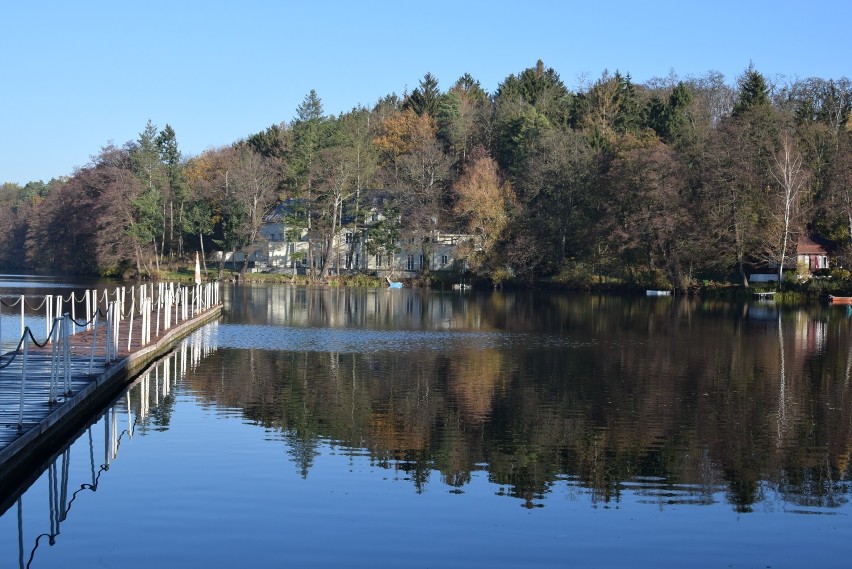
[0,282,220,456]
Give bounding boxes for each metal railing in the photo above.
[1,282,220,430]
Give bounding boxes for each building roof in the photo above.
[797,235,828,256]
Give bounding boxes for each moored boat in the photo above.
[828,295,852,304]
[646,290,671,296]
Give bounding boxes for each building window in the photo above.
[441,255,448,265]
[375,254,382,268]
[407,254,415,271]
[345,253,352,268]
[345,232,353,244]
[419,254,425,269]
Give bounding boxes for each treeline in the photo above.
[1,61,851,288]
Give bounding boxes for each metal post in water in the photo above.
[59,449,69,523]
[126,390,133,439]
[17,498,23,569]
[104,409,110,469]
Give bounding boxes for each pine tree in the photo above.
[406,72,441,117]
[733,65,770,117]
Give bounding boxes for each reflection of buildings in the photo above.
[793,310,827,357]
[1,325,218,567]
[226,284,481,331]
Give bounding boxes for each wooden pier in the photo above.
[0,283,221,487]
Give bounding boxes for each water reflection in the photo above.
[215,288,852,512]
[1,324,217,568]
[2,287,851,568]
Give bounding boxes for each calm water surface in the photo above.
[1,284,851,568]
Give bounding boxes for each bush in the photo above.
[830,267,851,281]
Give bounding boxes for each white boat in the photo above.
[645,290,672,296]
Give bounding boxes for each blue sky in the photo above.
[1,0,848,185]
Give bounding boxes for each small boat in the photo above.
[645,290,671,296]
[828,295,852,304]
[386,276,403,289]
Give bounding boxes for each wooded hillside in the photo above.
[1,62,850,289]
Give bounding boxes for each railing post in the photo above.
[112,302,119,360]
[89,310,99,373]
[18,331,29,430]
[45,294,53,340]
[156,294,161,337]
[146,298,152,344]
[127,297,135,352]
[70,292,77,335]
[20,294,24,339]
[63,314,71,394]
[104,302,113,363]
[49,317,60,403]
[55,295,62,331]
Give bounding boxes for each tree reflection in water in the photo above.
[212,288,852,512]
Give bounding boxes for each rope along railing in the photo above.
[1,281,220,430]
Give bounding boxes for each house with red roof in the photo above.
[795,235,829,272]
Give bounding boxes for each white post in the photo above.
[45,295,53,341]
[91,289,98,329]
[104,303,112,363]
[71,292,77,335]
[113,302,120,358]
[49,319,59,404]
[19,335,29,429]
[127,297,135,352]
[63,314,71,394]
[143,298,150,344]
[88,309,99,373]
[55,296,62,330]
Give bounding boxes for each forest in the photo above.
[1,61,850,290]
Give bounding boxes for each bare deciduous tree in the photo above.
[769,131,809,285]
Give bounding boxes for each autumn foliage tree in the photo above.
[452,148,513,271]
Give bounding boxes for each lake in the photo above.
[1,282,851,568]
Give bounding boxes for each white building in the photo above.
[256,200,476,278]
